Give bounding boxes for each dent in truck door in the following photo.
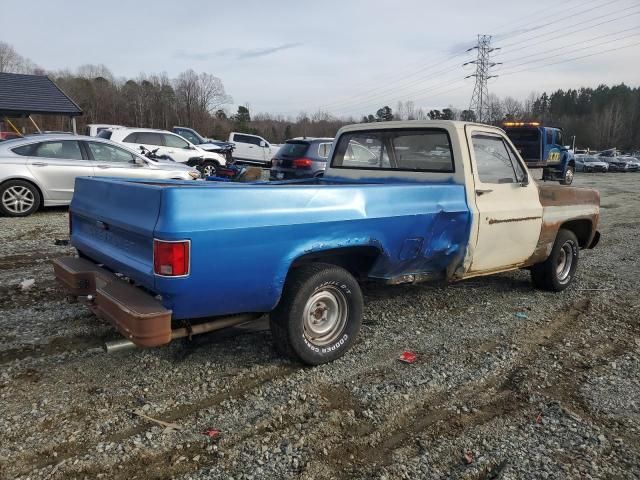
[465,128,543,272]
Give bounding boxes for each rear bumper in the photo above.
[53,256,172,347]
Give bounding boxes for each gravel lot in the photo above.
[0,174,638,480]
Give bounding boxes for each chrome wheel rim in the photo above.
[202,164,216,177]
[303,286,348,346]
[556,242,574,282]
[2,186,35,214]
[565,168,574,183]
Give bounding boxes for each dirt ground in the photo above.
[0,173,638,480]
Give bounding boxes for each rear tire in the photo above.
[270,263,363,365]
[0,180,40,217]
[531,229,579,291]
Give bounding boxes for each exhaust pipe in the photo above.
[103,313,261,353]
[103,338,137,354]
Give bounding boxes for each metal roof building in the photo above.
[0,72,82,133]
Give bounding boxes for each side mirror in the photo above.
[260,140,266,147]
[520,172,529,186]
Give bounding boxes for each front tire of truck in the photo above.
[270,263,363,365]
[531,229,579,292]
[560,165,575,185]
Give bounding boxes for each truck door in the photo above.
[465,127,543,273]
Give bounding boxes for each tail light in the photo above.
[293,158,313,169]
[153,239,190,277]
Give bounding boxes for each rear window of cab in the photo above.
[331,128,454,173]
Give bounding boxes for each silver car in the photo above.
[0,134,200,217]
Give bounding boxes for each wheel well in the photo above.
[0,178,45,208]
[560,219,592,247]
[290,246,381,279]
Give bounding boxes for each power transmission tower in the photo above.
[464,35,501,123]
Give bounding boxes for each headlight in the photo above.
[188,171,200,179]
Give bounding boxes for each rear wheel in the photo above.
[0,180,40,217]
[531,229,579,291]
[270,263,363,365]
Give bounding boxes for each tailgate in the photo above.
[70,177,163,290]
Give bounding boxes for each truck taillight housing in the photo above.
[293,158,313,169]
[153,239,190,277]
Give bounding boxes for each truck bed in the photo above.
[70,177,471,320]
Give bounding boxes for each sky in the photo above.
[1,0,639,119]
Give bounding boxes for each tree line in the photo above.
[1,41,638,149]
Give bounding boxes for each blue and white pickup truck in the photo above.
[54,121,600,365]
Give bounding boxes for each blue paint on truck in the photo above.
[70,176,471,320]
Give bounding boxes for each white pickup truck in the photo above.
[228,132,280,166]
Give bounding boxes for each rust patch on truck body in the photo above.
[526,184,600,266]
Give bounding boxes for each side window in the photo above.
[555,131,563,146]
[135,132,163,146]
[122,132,138,143]
[87,142,135,163]
[12,144,36,156]
[234,134,250,144]
[546,130,553,145]
[317,142,332,159]
[163,133,189,149]
[472,135,519,184]
[178,130,199,144]
[33,141,83,160]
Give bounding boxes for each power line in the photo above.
[495,0,626,45]
[498,39,640,77]
[496,4,640,54]
[496,11,640,62]
[499,29,640,69]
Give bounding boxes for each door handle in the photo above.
[475,188,493,195]
[97,164,111,169]
[32,162,48,166]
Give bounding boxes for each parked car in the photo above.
[100,127,227,177]
[85,124,123,137]
[54,120,600,365]
[172,126,235,163]
[601,155,639,172]
[575,155,609,172]
[270,138,333,180]
[228,132,279,167]
[0,134,200,217]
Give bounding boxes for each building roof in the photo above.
[0,72,82,117]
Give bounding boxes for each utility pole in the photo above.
[464,35,501,123]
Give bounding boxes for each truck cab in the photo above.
[503,122,575,185]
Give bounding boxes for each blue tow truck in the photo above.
[503,122,575,185]
[53,121,599,365]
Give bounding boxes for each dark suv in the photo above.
[270,138,333,180]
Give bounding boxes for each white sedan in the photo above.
[0,134,200,217]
